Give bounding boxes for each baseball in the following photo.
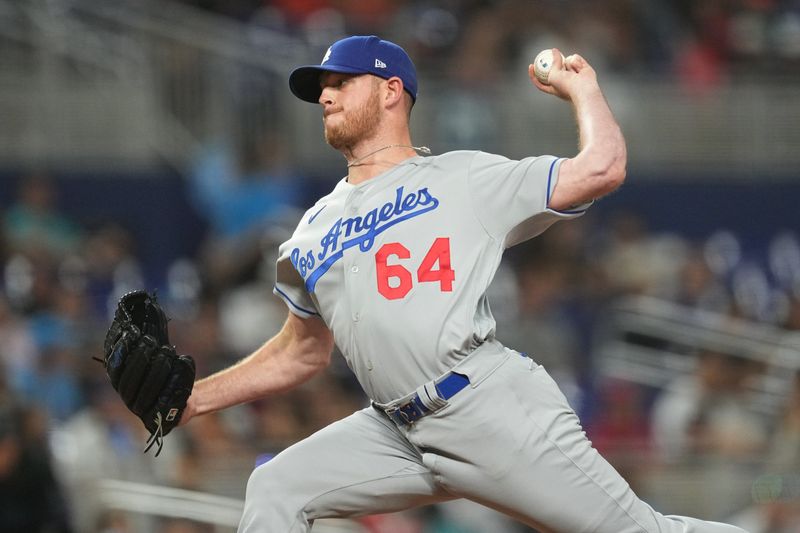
[533,49,565,85]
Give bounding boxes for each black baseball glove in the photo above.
[100,290,195,456]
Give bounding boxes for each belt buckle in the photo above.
[386,400,422,426]
[398,402,417,425]
[383,405,405,426]
[397,398,425,426]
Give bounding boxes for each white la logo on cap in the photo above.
[321,47,332,64]
[375,59,387,69]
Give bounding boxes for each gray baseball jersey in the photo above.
[273,150,583,403]
[243,150,748,533]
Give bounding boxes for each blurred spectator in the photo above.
[669,247,732,313]
[599,211,688,297]
[674,1,730,93]
[359,511,424,533]
[217,279,287,355]
[25,342,84,423]
[3,249,60,315]
[781,295,800,330]
[502,256,582,391]
[82,222,144,318]
[336,0,397,34]
[189,140,303,296]
[268,0,331,27]
[765,370,800,477]
[51,379,166,531]
[252,393,308,451]
[0,294,38,397]
[0,400,73,533]
[649,349,769,518]
[432,6,505,153]
[304,372,367,432]
[169,294,230,376]
[189,140,301,241]
[2,172,82,259]
[159,517,214,533]
[731,471,800,533]
[1,269,90,423]
[587,379,653,493]
[733,369,800,532]
[248,371,367,453]
[21,286,97,422]
[430,500,528,533]
[92,510,133,533]
[651,349,768,463]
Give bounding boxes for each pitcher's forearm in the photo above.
[182,314,334,422]
[534,52,626,210]
[571,85,626,179]
[190,337,327,417]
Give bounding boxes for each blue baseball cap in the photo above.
[289,35,418,104]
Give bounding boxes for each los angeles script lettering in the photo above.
[290,186,439,280]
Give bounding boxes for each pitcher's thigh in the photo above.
[239,407,452,533]
[425,357,746,533]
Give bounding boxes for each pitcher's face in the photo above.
[319,73,383,150]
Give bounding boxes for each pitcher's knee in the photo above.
[240,460,311,532]
[245,460,285,500]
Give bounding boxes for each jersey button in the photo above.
[352,312,360,322]
[351,266,359,273]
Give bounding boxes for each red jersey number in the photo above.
[375,237,455,300]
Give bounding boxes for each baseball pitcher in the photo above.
[169,36,748,532]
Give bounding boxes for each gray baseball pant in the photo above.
[238,347,749,533]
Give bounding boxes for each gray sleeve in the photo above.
[273,242,320,319]
[467,151,591,247]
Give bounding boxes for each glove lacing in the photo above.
[143,411,165,457]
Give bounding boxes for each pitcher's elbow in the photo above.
[600,143,627,193]
[608,155,627,190]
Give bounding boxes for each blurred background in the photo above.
[1,0,800,532]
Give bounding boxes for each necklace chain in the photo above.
[346,144,430,168]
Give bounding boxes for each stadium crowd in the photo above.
[177,0,800,88]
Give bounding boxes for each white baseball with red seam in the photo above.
[533,49,566,85]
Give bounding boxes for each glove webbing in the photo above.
[92,353,167,457]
